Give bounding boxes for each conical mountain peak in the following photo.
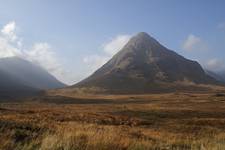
[128,32,158,44]
[121,32,164,56]
[134,32,152,39]
[74,32,219,93]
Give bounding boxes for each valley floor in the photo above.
[1,92,225,150]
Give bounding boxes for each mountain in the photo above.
[206,70,225,83]
[218,71,225,82]
[0,57,66,98]
[0,69,38,99]
[73,32,219,93]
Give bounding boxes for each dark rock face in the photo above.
[75,32,219,93]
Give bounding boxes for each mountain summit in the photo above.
[74,32,219,93]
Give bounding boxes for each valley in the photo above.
[0,1,225,149]
[1,92,225,149]
[0,32,225,150]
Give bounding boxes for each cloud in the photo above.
[0,21,71,84]
[25,43,62,74]
[1,21,18,42]
[1,21,16,36]
[0,36,21,57]
[182,34,208,51]
[205,58,225,71]
[83,55,110,73]
[83,34,131,74]
[102,35,131,55]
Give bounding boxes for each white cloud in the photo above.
[83,34,131,75]
[1,21,18,42]
[0,21,72,84]
[102,35,131,55]
[83,55,110,73]
[1,21,16,35]
[0,36,21,57]
[182,34,208,51]
[25,43,62,74]
[205,58,225,71]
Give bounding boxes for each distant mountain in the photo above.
[206,70,225,83]
[0,57,66,98]
[73,32,219,93]
[218,71,225,82]
[0,69,38,99]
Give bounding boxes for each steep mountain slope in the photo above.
[206,70,225,83]
[0,69,38,99]
[0,57,65,89]
[74,32,219,93]
[0,57,66,98]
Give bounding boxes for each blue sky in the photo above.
[0,0,225,84]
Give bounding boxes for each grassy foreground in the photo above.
[1,93,225,150]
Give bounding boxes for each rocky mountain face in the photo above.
[74,32,219,93]
[0,57,66,98]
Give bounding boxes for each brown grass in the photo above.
[1,92,225,149]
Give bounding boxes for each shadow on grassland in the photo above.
[27,95,152,104]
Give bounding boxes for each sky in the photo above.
[0,0,225,85]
